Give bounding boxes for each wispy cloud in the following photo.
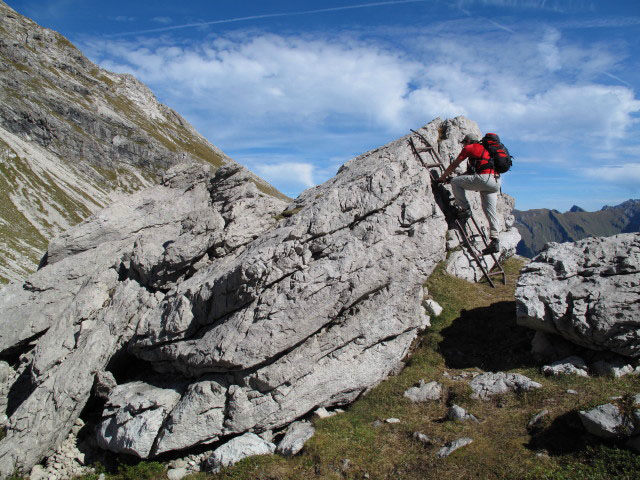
[152,16,172,25]
[453,0,595,13]
[81,17,640,197]
[584,163,640,188]
[108,0,430,37]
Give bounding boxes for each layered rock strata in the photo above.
[0,117,519,476]
[515,233,640,356]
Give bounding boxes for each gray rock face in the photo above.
[516,233,640,357]
[0,117,518,475]
[469,372,542,400]
[205,433,276,473]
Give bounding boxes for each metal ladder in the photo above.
[408,129,506,288]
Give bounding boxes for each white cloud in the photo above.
[250,161,316,194]
[583,163,640,188]
[80,25,640,196]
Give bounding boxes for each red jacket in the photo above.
[456,143,495,174]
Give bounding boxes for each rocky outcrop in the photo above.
[515,233,640,357]
[0,1,287,283]
[0,117,519,476]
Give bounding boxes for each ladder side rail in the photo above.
[409,134,497,287]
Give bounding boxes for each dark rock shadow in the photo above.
[527,411,602,456]
[438,301,537,371]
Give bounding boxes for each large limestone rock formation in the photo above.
[515,233,640,356]
[0,117,520,476]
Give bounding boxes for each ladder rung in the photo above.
[488,271,505,277]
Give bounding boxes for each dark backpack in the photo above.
[481,133,512,174]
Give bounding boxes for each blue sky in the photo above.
[7,0,640,211]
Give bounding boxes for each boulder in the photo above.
[579,403,636,439]
[0,117,518,475]
[96,381,183,458]
[516,234,640,357]
[205,433,275,473]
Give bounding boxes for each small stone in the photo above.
[314,407,336,419]
[447,404,479,423]
[340,458,351,471]
[437,437,473,457]
[527,409,549,429]
[423,299,443,317]
[98,474,106,480]
[413,432,433,445]
[567,389,578,395]
[385,418,400,424]
[167,467,189,480]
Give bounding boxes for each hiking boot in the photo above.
[482,238,500,255]
[455,208,472,221]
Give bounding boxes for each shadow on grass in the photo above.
[527,410,601,456]
[438,300,537,371]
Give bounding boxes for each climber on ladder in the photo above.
[436,133,501,255]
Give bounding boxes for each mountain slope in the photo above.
[513,199,640,257]
[0,0,286,283]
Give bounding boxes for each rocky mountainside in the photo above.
[0,0,286,283]
[0,116,521,477]
[513,199,640,257]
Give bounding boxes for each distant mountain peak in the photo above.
[569,205,586,213]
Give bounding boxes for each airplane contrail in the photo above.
[109,0,431,37]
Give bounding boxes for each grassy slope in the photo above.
[72,257,640,480]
